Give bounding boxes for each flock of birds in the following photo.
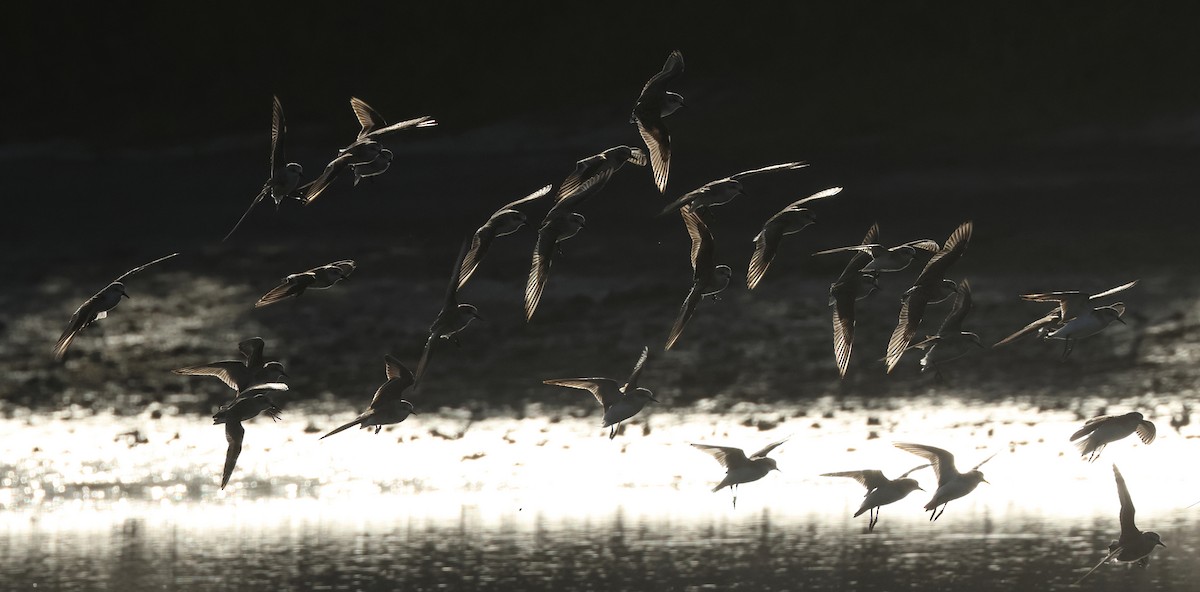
[48,50,1161,584]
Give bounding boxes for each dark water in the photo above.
[2,503,1197,591]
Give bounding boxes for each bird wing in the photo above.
[914,221,972,286]
[223,186,270,242]
[993,310,1061,347]
[814,244,877,257]
[554,154,607,204]
[1114,464,1138,538]
[746,224,781,290]
[885,291,929,373]
[458,226,495,291]
[634,111,671,193]
[638,49,684,99]
[319,413,367,440]
[414,333,438,387]
[971,452,996,471]
[113,253,180,283]
[440,238,471,313]
[543,378,622,410]
[821,470,890,492]
[936,280,972,336]
[901,239,941,252]
[524,221,559,321]
[1073,546,1124,586]
[367,115,437,138]
[172,360,247,391]
[383,354,415,388]
[656,183,714,217]
[835,224,881,283]
[622,346,650,392]
[680,206,713,276]
[750,438,788,459]
[691,444,750,470]
[239,337,265,366]
[893,443,958,486]
[831,282,857,378]
[782,186,843,209]
[255,273,315,308]
[899,463,934,479]
[1136,421,1156,445]
[221,421,245,489]
[665,282,702,351]
[1069,415,1115,441]
[270,95,285,172]
[301,152,354,205]
[498,184,554,212]
[1089,280,1138,302]
[350,97,386,138]
[728,161,809,180]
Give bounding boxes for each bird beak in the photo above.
[917,486,925,492]
[121,292,131,299]
[981,478,990,485]
[474,311,488,322]
[280,371,289,378]
[649,395,660,403]
[1116,317,1127,325]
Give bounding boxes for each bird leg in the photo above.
[375,426,381,434]
[868,507,878,531]
[1061,339,1075,360]
[732,484,739,509]
[933,503,948,521]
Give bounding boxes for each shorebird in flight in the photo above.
[321,355,417,439]
[224,96,305,241]
[894,442,994,521]
[416,240,485,387]
[631,50,685,193]
[827,224,881,378]
[994,280,1136,357]
[665,206,731,350]
[1074,465,1165,585]
[53,253,179,361]
[302,97,436,205]
[173,337,287,393]
[254,260,356,307]
[746,187,843,290]
[213,382,286,490]
[822,463,931,530]
[692,438,786,508]
[884,221,973,373]
[458,185,553,290]
[1070,412,1156,462]
[813,238,940,273]
[903,280,983,377]
[543,346,656,440]
[656,161,808,217]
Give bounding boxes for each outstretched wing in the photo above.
[1114,464,1138,538]
[691,444,750,470]
[680,206,713,276]
[270,95,285,172]
[172,360,247,391]
[1069,415,1115,441]
[664,283,701,351]
[728,161,809,180]
[936,280,972,336]
[524,222,559,321]
[458,226,495,291]
[1136,420,1156,445]
[781,186,843,209]
[638,49,684,99]
[255,274,314,308]
[914,221,972,286]
[994,310,1060,347]
[821,470,890,492]
[350,97,386,138]
[384,355,415,388]
[885,291,928,373]
[634,112,671,193]
[623,346,650,392]
[543,378,622,410]
[113,253,180,283]
[831,282,857,378]
[498,184,554,212]
[221,421,245,490]
[750,438,787,460]
[894,442,958,486]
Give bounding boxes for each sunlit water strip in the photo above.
[2,395,1200,590]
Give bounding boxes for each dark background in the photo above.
[2,2,1198,410]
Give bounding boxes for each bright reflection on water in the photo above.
[2,395,1199,590]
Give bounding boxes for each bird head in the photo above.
[262,361,287,379]
[662,92,686,116]
[1097,306,1127,326]
[633,387,658,403]
[401,400,417,415]
[110,282,130,299]
[715,265,733,281]
[966,332,984,348]
[286,162,304,176]
[459,303,486,322]
[966,470,989,485]
[763,458,781,472]
[1145,532,1166,548]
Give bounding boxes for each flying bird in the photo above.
[1043,304,1129,359]
[631,49,685,193]
[172,337,287,392]
[415,240,485,387]
[458,184,553,289]
[665,206,732,350]
[351,149,394,186]
[525,147,646,320]
[543,346,657,439]
[254,260,356,307]
[813,238,940,273]
[1074,465,1166,585]
[302,97,436,205]
[904,280,983,377]
[692,438,786,508]
[746,186,843,289]
[321,355,417,439]
[212,382,286,490]
[1070,412,1156,462]
[994,280,1137,347]
[224,96,306,241]
[884,221,973,373]
[656,161,808,217]
[53,252,179,361]
[822,463,931,530]
[894,442,994,521]
[828,224,882,378]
